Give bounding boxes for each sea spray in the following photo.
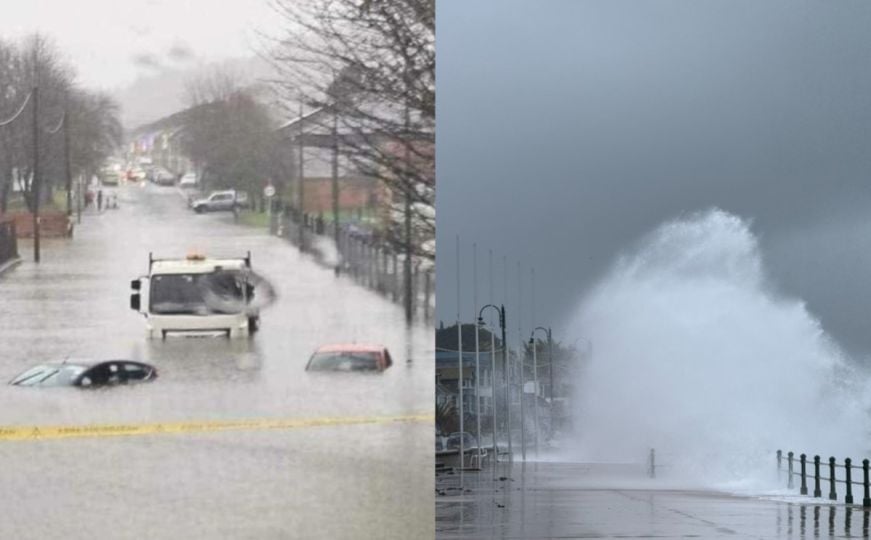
[564,208,871,488]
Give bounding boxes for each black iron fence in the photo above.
[0,219,18,266]
[270,206,434,322]
[778,450,871,506]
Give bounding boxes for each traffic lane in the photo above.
[436,462,822,539]
[0,421,433,540]
[0,304,431,425]
[0,184,432,423]
[0,185,434,538]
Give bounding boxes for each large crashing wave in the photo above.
[565,208,870,487]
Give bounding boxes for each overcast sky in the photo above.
[0,0,280,90]
[436,0,871,358]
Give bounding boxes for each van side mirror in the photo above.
[131,279,141,291]
[130,293,141,311]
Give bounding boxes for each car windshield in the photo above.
[307,351,380,371]
[11,364,88,387]
[150,271,247,315]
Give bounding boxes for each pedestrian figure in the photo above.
[97,190,103,211]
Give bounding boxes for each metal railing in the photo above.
[0,219,18,265]
[778,450,871,506]
[272,206,434,322]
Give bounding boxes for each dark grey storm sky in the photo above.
[436,0,871,357]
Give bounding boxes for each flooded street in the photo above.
[437,462,868,539]
[0,184,433,538]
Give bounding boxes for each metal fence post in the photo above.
[788,452,794,489]
[373,245,378,289]
[800,454,808,495]
[381,248,390,298]
[371,246,379,290]
[424,270,432,321]
[11,222,17,258]
[649,448,655,479]
[846,458,854,504]
[351,238,359,280]
[814,455,822,497]
[829,457,837,501]
[375,246,381,291]
[412,260,420,319]
[392,253,399,301]
[863,459,870,507]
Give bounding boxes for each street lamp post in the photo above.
[528,333,540,457]
[479,303,510,461]
[532,326,552,444]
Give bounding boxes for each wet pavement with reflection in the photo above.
[0,184,433,539]
[437,461,871,539]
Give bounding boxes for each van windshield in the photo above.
[150,271,247,315]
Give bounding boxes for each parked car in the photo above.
[446,432,478,450]
[191,190,247,213]
[305,344,394,372]
[100,171,120,186]
[179,172,198,188]
[154,169,176,186]
[10,360,157,388]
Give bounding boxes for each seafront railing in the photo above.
[777,450,871,506]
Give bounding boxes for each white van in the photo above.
[130,252,260,339]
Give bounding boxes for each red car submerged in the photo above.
[305,344,394,372]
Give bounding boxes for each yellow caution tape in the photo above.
[0,412,433,442]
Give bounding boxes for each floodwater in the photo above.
[0,183,433,539]
[437,461,871,538]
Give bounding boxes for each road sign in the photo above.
[263,185,276,198]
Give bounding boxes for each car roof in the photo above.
[314,344,386,353]
[39,358,95,367]
[39,359,148,368]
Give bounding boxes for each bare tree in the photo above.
[67,89,123,180]
[267,0,435,260]
[184,66,246,107]
[181,69,278,197]
[0,35,121,214]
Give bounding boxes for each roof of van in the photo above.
[150,257,249,275]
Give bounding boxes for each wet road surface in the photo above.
[0,184,433,539]
[436,461,870,539]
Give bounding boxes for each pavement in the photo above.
[0,183,433,539]
[436,461,871,539]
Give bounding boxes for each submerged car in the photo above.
[152,168,176,186]
[10,360,157,388]
[179,172,198,188]
[305,344,394,372]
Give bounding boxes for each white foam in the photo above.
[561,208,871,488]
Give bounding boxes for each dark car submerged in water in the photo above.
[10,360,157,388]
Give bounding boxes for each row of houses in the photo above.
[125,103,434,241]
[435,323,577,440]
